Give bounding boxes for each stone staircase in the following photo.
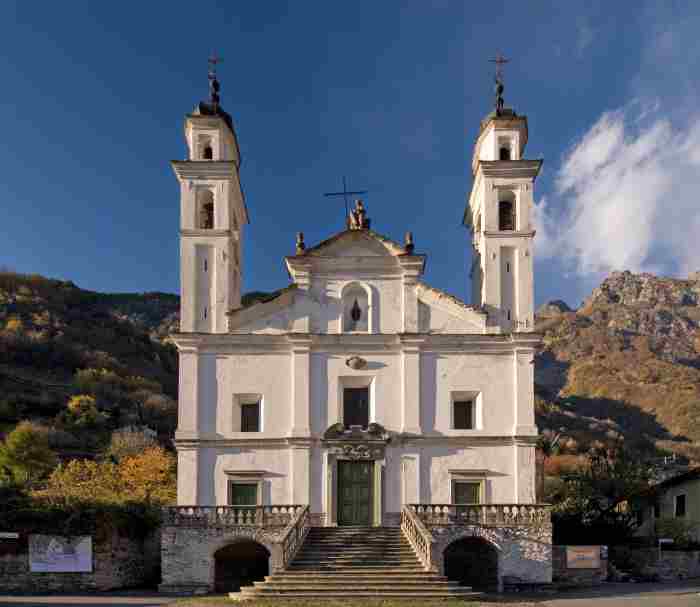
[236,526,479,599]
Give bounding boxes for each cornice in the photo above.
[175,434,539,450]
[171,160,238,181]
[169,331,537,355]
[180,229,232,238]
[477,159,543,179]
[483,230,536,239]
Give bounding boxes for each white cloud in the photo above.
[535,104,700,278]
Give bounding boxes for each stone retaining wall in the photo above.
[610,547,700,581]
[0,531,159,592]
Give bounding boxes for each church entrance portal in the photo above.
[337,460,372,526]
[213,541,269,593]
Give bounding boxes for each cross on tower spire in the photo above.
[208,53,223,109]
[489,53,509,115]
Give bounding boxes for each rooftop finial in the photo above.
[208,53,223,109]
[489,52,509,115]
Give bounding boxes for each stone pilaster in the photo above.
[289,336,312,436]
[400,335,423,434]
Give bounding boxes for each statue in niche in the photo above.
[200,202,214,229]
[350,299,362,329]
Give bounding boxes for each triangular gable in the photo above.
[416,282,486,333]
[302,229,406,258]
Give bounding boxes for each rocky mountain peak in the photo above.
[585,270,700,308]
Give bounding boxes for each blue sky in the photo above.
[1,2,699,308]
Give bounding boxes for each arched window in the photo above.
[499,146,511,160]
[341,282,370,333]
[498,191,516,231]
[197,135,214,160]
[196,189,215,229]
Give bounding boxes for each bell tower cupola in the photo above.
[464,57,542,332]
[173,56,249,333]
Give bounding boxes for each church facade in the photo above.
[160,73,551,595]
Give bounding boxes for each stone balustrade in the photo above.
[162,505,305,528]
[409,504,551,528]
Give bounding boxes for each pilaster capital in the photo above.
[287,334,313,353]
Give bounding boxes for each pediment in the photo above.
[304,230,406,258]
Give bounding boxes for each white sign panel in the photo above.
[29,535,92,573]
[566,546,601,569]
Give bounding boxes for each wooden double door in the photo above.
[337,460,373,526]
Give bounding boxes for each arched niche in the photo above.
[196,189,215,230]
[498,190,516,231]
[340,281,372,333]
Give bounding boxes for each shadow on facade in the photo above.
[444,537,499,591]
[213,540,270,593]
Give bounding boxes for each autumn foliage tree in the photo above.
[0,421,57,487]
[35,446,176,508]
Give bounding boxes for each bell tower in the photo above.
[464,59,542,332]
[172,57,248,333]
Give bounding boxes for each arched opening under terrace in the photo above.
[444,536,499,591]
[213,540,270,593]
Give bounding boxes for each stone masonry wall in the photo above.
[159,525,285,594]
[610,547,700,581]
[0,532,159,592]
[428,523,553,591]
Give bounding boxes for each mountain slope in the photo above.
[535,271,700,462]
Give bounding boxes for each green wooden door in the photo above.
[338,460,373,526]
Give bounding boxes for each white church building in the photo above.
[160,67,551,597]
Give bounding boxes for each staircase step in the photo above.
[258,580,460,588]
[242,525,468,599]
[266,574,451,582]
[237,590,479,598]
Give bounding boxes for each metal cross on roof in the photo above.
[323,177,368,222]
[208,53,223,79]
[489,53,509,82]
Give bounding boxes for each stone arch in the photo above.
[434,527,504,591]
[211,537,272,593]
[340,281,373,333]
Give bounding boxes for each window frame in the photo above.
[227,479,263,506]
[451,479,484,505]
[232,393,264,433]
[450,391,480,431]
[240,401,261,433]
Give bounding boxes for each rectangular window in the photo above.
[453,400,474,430]
[228,482,258,506]
[241,402,260,432]
[343,387,369,428]
[453,481,481,504]
[675,494,687,517]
